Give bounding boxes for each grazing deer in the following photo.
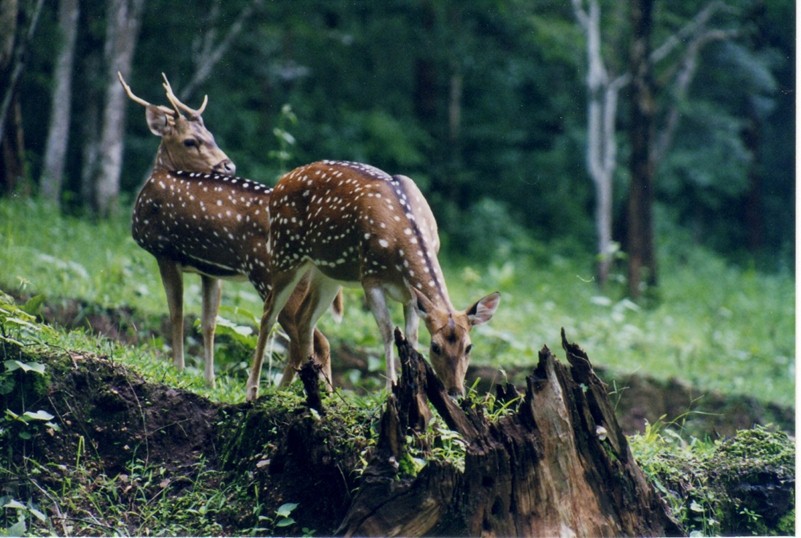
[246,160,500,401]
[120,72,337,388]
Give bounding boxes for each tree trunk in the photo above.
[572,0,627,288]
[572,0,736,291]
[626,0,657,299]
[337,329,682,536]
[40,0,80,205]
[0,0,18,160]
[413,0,437,123]
[0,0,43,194]
[0,97,25,194]
[742,107,763,253]
[92,0,145,217]
[179,0,263,101]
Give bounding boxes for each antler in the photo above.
[117,71,175,115]
[161,72,208,118]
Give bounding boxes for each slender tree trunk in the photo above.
[572,0,735,291]
[41,0,80,205]
[627,0,657,298]
[179,0,263,101]
[1,98,25,194]
[742,2,765,254]
[413,1,437,123]
[572,0,626,287]
[742,106,763,252]
[0,0,43,193]
[79,58,101,207]
[92,0,145,217]
[448,70,463,163]
[0,0,18,157]
[0,0,18,194]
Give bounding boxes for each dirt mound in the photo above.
[2,340,368,535]
[52,359,217,473]
[1,335,794,536]
[4,344,217,476]
[12,292,796,439]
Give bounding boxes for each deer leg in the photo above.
[363,283,396,391]
[277,317,332,390]
[312,327,332,388]
[200,275,221,388]
[277,273,309,388]
[157,259,185,371]
[296,272,340,391]
[247,268,307,401]
[403,301,420,350]
[277,308,300,387]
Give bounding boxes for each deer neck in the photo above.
[151,144,178,174]
[382,172,452,312]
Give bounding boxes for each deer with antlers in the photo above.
[246,160,500,401]
[120,72,338,388]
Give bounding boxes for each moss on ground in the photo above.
[631,423,795,536]
[1,294,795,536]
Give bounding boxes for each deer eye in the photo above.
[465,344,473,355]
[183,138,198,148]
[431,343,442,355]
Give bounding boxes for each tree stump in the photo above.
[337,329,682,537]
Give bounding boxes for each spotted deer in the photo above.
[246,160,500,401]
[120,72,338,388]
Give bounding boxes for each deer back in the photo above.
[269,160,448,305]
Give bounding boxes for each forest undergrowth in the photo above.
[0,289,794,536]
[0,197,793,408]
[0,194,795,535]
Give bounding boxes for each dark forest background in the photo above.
[0,0,795,292]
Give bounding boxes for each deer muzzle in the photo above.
[448,386,465,400]
[214,159,236,175]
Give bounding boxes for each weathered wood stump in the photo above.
[337,329,682,537]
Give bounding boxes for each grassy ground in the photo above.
[0,295,794,536]
[0,196,794,407]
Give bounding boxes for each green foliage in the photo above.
[402,416,468,476]
[0,292,55,346]
[0,195,794,408]
[0,295,57,453]
[0,267,793,536]
[15,0,794,262]
[268,104,299,176]
[0,497,47,537]
[631,422,795,536]
[463,377,522,421]
[1,456,285,536]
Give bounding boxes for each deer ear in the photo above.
[145,105,172,136]
[466,291,500,326]
[412,287,436,320]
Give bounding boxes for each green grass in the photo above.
[629,421,795,535]
[0,197,794,407]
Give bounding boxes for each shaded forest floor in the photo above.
[1,293,796,535]
[29,292,796,438]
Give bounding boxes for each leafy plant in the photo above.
[401,416,467,476]
[630,423,795,536]
[0,498,47,537]
[463,377,522,421]
[268,104,298,175]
